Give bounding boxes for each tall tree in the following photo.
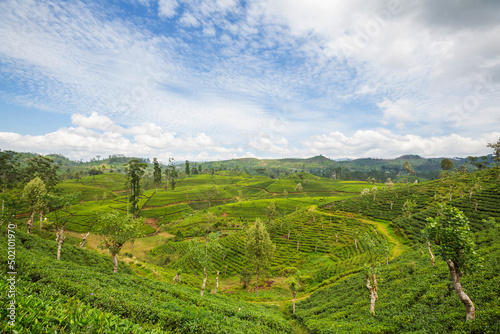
[440,158,454,171]
[185,160,190,177]
[22,177,47,234]
[46,193,80,260]
[153,158,162,192]
[187,232,222,296]
[360,233,383,315]
[125,159,147,218]
[245,219,275,297]
[94,210,144,273]
[266,201,276,225]
[295,183,303,198]
[403,161,415,192]
[0,150,19,218]
[165,157,178,191]
[286,276,301,314]
[422,205,481,321]
[487,137,500,164]
[25,155,61,190]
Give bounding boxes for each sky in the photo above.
[0,0,499,163]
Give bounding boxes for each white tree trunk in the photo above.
[112,253,119,273]
[292,290,297,314]
[214,271,219,294]
[366,274,378,315]
[27,212,35,234]
[297,240,300,251]
[39,213,43,230]
[200,267,207,296]
[79,232,90,248]
[354,239,358,249]
[256,264,260,297]
[56,227,66,260]
[426,239,435,266]
[446,259,475,320]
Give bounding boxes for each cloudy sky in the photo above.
[0,0,499,163]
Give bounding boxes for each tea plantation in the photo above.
[2,167,500,333]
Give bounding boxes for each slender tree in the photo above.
[404,161,415,192]
[22,177,47,234]
[361,233,383,315]
[295,183,303,198]
[286,276,301,314]
[153,158,162,192]
[0,150,19,219]
[266,201,276,225]
[188,232,222,296]
[245,219,275,297]
[94,210,144,273]
[125,159,147,218]
[46,193,80,260]
[185,160,190,177]
[423,205,481,321]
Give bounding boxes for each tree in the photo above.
[487,137,500,164]
[125,159,147,218]
[245,219,275,297]
[94,210,144,273]
[22,177,47,234]
[187,232,222,296]
[403,161,415,192]
[266,201,276,225]
[0,150,19,219]
[360,233,383,315]
[441,158,454,171]
[422,205,481,321]
[402,199,416,219]
[25,155,61,190]
[185,160,190,177]
[295,183,303,197]
[165,158,178,191]
[46,193,80,260]
[286,276,301,314]
[153,158,162,191]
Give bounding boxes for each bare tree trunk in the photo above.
[112,253,118,273]
[56,227,66,261]
[292,290,297,314]
[390,201,394,210]
[474,201,478,211]
[39,212,43,230]
[200,267,207,296]
[256,264,260,297]
[446,259,475,320]
[434,191,437,201]
[354,239,358,249]
[335,233,338,243]
[321,222,323,230]
[426,239,435,266]
[366,274,378,315]
[297,240,300,251]
[214,271,219,294]
[27,212,35,234]
[79,232,90,248]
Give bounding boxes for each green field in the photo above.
[3,162,500,333]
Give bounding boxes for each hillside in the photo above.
[1,155,499,333]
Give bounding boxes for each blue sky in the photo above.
[0,0,499,163]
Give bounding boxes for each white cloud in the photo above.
[302,129,500,159]
[158,0,179,18]
[377,98,417,129]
